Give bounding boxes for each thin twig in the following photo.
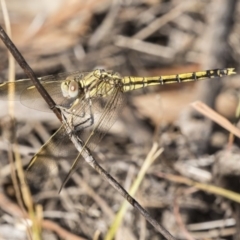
[191,101,240,138]
[133,0,196,40]
[0,25,176,240]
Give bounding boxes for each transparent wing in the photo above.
[0,71,90,111]
[88,87,124,150]
[25,75,124,189]
[20,81,70,112]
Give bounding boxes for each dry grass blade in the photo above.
[133,0,198,40]
[191,101,240,138]
[0,2,39,240]
[156,172,240,204]
[105,143,163,240]
[0,192,86,240]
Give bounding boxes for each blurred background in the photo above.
[0,0,240,239]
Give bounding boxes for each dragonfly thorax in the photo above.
[79,69,124,98]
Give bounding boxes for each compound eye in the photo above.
[61,81,69,98]
[68,80,79,98]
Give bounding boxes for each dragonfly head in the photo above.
[61,80,79,99]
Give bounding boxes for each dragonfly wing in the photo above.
[0,80,33,101]
[87,86,124,150]
[20,81,73,112]
[26,72,124,190]
[0,71,90,111]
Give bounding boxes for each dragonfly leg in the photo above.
[65,116,93,140]
[71,96,94,132]
[72,115,93,132]
[56,95,95,136]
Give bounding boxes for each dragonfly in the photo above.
[0,68,236,189]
